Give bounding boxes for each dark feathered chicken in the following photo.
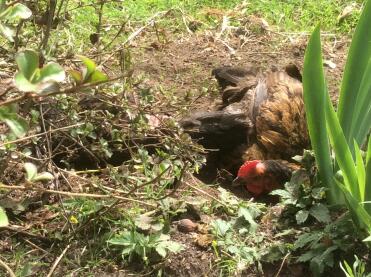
[211,63,309,160]
[212,66,258,106]
[181,63,308,188]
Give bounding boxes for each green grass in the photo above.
[244,0,362,33]
[56,0,361,54]
[105,0,361,34]
[121,0,241,19]
[66,0,361,46]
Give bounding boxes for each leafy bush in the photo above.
[0,0,31,41]
[293,215,357,275]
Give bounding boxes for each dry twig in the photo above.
[46,244,71,277]
[0,256,16,277]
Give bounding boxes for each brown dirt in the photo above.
[163,228,218,277]
[0,14,352,277]
[133,26,348,112]
[126,22,350,277]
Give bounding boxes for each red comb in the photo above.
[237,160,261,177]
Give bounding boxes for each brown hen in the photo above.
[211,64,309,160]
[181,64,308,185]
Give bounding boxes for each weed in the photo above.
[107,229,183,265]
[340,255,371,277]
[208,189,272,274]
[293,215,357,276]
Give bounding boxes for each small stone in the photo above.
[177,219,198,233]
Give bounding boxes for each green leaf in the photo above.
[297,249,318,262]
[14,71,37,92]
[340,260,353,277]
[7,3,32,19]
[303,25,339,203]
[165,241,183,253]
[16,50,39,80]
[351,57,371,146]
[335,178,371,231]
[155,245,167,257]
[14,50,64,93]
[32,172,54,182]
[3,116,28,138]
[0,105,28,138]
[270,189,292,199]
[293,232,322,250]
[68,70,83,83]
[238,207,258,232]
[88,70,108,84]
[296,210,309,224]
[325,94,359,200]
[19,263,33,277]
[38,62,65,83]
[365,138,371,214]
[36,82,61,94]
[24,162,37,182]
[211,219,231,237]
[0,22,14,41]
[354,141,365,202]
[338,0,371,145]
[0,207,9,227]
[309,203,331,223]
[78,56,96,81]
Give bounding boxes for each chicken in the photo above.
[180,63,309,186]
[232,160,299,197]
[212,65,258,106]
[212,63,309,160]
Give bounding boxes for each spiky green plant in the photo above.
[302,0,371,238]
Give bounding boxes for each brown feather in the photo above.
[255,71,309,159]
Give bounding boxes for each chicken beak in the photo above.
[232,176,245,187]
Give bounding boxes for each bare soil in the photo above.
[0,16,351,277]
[125,24,349,277]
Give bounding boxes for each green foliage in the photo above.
[272,151,330,225]
[107,230,183,264]
[115,0,240,20]
[302,0,371,238]
[62,198,108,224]
[243,0,360,33]
[24,162,54,183]
[341,255,371,277]
[69,56,108,85]
[293,215,357,276]
[0,0,31,41]
[302,26,337,203]
[0,206,8,227]
[0,0,366,275]
[209,190,274,274]
[337,0,371,147]
[0,104,28,138]
[273,151,369,276]
[15,50,65,93]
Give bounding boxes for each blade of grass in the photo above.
[303,25,339,203]
[334,178,371,232]
[325,93,360,201]
[354,141,365,202]
[365,137,371,214]
[337,0,371,146]
[351,58,371,146]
